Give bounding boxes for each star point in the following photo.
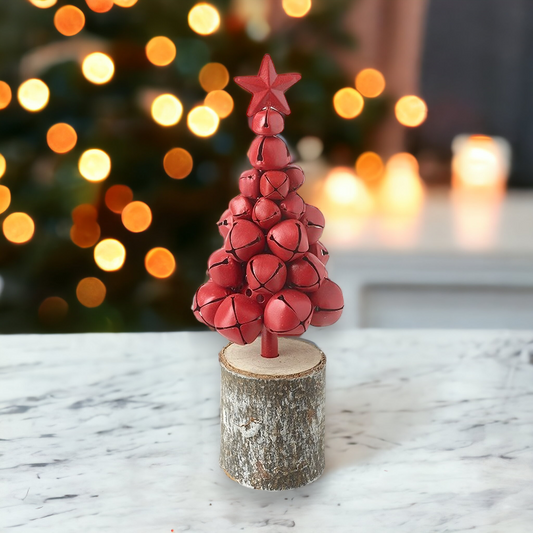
[235,54,301,117]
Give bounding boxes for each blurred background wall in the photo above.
[1,0,532,334]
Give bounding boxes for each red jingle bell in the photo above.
[309,241,330,265]
[260,170,290,200]
[279,192,305,220]
[301,204,325,244]
[247,136,291,170]
[310,278,344,327]
[229,195,254,220]
[217,209,233,239]
[267,219,309,262]
[287,252,327,292]
[285,164,305,192]
[251,108,285,136]
[246,254,287,297]
[192,281,231,328]
[241,283,269,306]
[207,248,244,288]
[225,219,266,262]
[252,197,282,231]
[263,289,313,336]
[238,169,261,199]
[214,294,263,345]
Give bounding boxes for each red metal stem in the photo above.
[261,327,279,358]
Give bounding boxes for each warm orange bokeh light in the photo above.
[164,148,193,180]
[0,185,11,214]
[199,63,229,92]
[333,88,364,119]
[94,238,126,271]
[29,0,58,8]
[70,222,101,248]
[188,3,220,35]
[54,5,85,37]
[356,151,384,182]
[0,154,5,178]
[355,68,385,98]
[323,167,373,212]
[82,53,115,85]
[38,297,68,325]
[105,184,133,213]
[0,81,12,110]
[121,201,152,233]
[47,123,77,153]
[86,0,114,12]
[187,106,219,137]
[18,79,50,112]
[76,277,106,308]
[146,36,176,67]
[145,247,176,279]
[378,153,425,216]
[151,94,183,126]
[395,95,427,127]
[3,212,35,244]
[79,149,111,182]
[205,90,234,118]
[114,0,138,6]
[72,203,97,223]
[282,0,312,18]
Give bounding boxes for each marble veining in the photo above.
[1,329,532,532]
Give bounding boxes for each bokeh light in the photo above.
[47,123,77,153]
[70,223,101,248]
[282,0,312,18]
[82,53,115,85]
[151,94,183,126]
[204,90,234,118]
[38,297,68,326]
[76,277,106,308]
[199,63,229,92]
[79,149,111,182]
[18,79,50,112]
[121,201,152,233]
[355,68,386,98]
[71,204,100,248]
[114,0,138,6]
[378,153,425,216]
[94,238,126,271]
[145,248,176,279]
[188,3,220,35]
[297,136,323,161]
[0,185,11,214]
[146,36,176,66]
[395,95,427,127]
[0,81,12,110]
[333,88,364,119]
[187,106,219,137]
[29,0,57,8]
[3,212,35,244]
[0,154,5,178]
[105,184,133,213]
[164,148,193,179]
[325,168,367,206]
[86,0,114,13]
[54,5,85,37]
[356,151,384,182]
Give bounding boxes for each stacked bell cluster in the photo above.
[192,107,343,346]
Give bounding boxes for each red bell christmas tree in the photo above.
[192,55,343,358]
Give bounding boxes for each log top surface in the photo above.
[1,329,533,532]
[220,337,324,378]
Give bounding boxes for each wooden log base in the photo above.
[219,337,326,491]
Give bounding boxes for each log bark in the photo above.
[219,336,326,491]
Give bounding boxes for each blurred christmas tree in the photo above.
[0,0,384,333]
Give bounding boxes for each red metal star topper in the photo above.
[235,54,301,117]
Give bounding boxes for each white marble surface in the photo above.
[1,329,533,532]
